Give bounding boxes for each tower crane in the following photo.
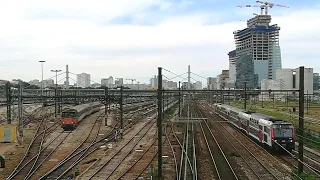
[125,78,136,85]
[256,1,289,15]
[237,1,289,15]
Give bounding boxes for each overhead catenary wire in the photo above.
[273,140,320,177]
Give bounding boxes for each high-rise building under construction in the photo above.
[233,14,282,89]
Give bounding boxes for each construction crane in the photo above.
[256,1,289,15]
[237,1,289,15]
[125,78,136,85]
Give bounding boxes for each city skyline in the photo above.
[0,1,319,85]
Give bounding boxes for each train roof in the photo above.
[63,102,100,112]
[251,113,290,124]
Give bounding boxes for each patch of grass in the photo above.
[230,152,241,157]
[292,170,317,180]
[163,103,178,121]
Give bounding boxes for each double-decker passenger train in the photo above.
[214,103,295,152]
[61,102,101,130]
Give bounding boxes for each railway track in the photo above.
[196,105,238,180]
[278,150,320,179]
[80,118,156,179]
[33,102,161,179]
[117,119,176,180]
[6,115,61,180]
[24,131,71,179]
[179,118,196,180]
[38,102,161,179]
[202,103,298,179]
[7,101,174,180]
[292,148,320,174]
[198,104,281,180]
[38,112,105,179]
[164,123,179,180]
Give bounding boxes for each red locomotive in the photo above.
[61,103,101,130]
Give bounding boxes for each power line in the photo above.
[162,68,181,76]
[191,72,207,80]
[164,72,188,81]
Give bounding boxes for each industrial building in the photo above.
[77,73,91,88]
[233,14,282,88]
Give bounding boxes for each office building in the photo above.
[217,70,229,89]
[167,81,178,89]
[207,77,216,89]
[29,79,40,87]
[194,81,202,90]
[235,54,254,89]
[233,14,282,88]
[150,75,158,88]
[77,73,91,88]
[228,50,237,87]
[115,78,124,85]
[274,67,313,95]
[101,78,108,86]
[101,76,114,86]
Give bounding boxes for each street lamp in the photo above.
[51,70,62,88]
[38,61,45,95]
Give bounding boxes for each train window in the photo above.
[62,112,76,118]
[264,127,270,134]
[274,128,293,138]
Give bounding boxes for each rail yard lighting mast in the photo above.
[51,70,62,88]
[39,61,46,95]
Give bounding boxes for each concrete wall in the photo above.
[295,68,313,94]
[276,69,293,90]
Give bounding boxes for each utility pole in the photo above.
[65,65,70,89]
[306,90,309,114]
[51,69,62,119]
[162,88,165,114]
[261,90,264,107]
[244,82,247,110]
[5,82,12,124]
[105,87,108,126]
[120,86,123,139]
[157,67,163,179]
[18,80,23,141]
[228,88,230,105]
[273,92,275,108]
[298,66,305,174]
[178,81,181,117]
[187,65,191,90]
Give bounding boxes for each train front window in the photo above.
[62,112,76,118]
[274,128,293,138]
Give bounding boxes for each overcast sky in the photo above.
[0,0,319,85]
